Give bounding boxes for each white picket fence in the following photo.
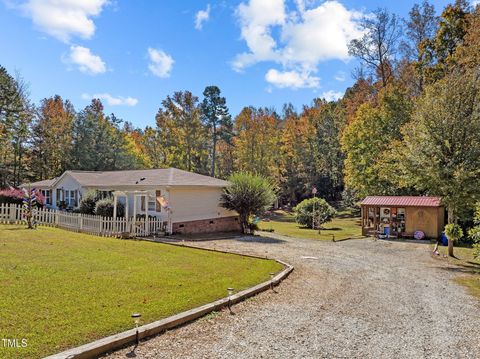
[0,203,166,238]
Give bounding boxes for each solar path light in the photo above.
[132,313,141,345]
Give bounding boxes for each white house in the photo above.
[25,168,240,234]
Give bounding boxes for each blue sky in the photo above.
[0,0,452,128]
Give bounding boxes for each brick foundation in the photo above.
[172,216,241,234]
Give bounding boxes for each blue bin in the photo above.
[384,227,390,237]
[441,232,448,246]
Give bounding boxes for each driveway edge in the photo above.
[43,241,293,359]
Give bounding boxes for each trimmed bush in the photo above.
[294,197,336,229]
[94,198,125,218]
[79,190,100,215]
[221,173,276,234]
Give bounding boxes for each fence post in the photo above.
[79,213,83,231]
[9,204,16,223]
[145,216,150,236]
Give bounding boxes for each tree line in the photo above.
[1,0,479,226]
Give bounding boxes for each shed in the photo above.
[360,196,445,238]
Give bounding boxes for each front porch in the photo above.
[112,190,172,234]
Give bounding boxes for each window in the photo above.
[56,189,63,206]
[65,190,77,208]
[148,197,156,212]
[41,190,51,205]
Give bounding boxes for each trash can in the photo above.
[384,226,390,238]
[441,232,448,246]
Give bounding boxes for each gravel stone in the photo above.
[104,234,480,359]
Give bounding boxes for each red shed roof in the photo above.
[361,196,442,207]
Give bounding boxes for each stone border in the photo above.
[43,243,293,359]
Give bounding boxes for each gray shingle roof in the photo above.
[22,178,57,188]
[62,168,229,188]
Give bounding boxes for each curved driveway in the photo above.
[106,234,480,359]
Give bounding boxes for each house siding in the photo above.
[168,187,235,222]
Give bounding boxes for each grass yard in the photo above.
[434,245,480,300]
[0,225,282,359]
[258,210,363,241]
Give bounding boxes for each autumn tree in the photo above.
[401,1,438,92]
[392,69,480,256]
[454,4,480,69]
[420,0,471,82]
[233,107,281,183]
[341,84,413,197]
[201,86,232,177]
[154,91,208,173]
[279,104,315,203]
[30,95,75,179]
[71,100,145,171]
[348,8,402,87]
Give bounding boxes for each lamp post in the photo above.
[132,313,141,345]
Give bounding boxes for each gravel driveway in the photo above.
[105,234,480,359]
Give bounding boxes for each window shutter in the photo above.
[56,189,61,205]
[74,191,78,207]
[156,190,161,212]
[141,196,145,211]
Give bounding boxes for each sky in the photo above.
[0,0,454,128]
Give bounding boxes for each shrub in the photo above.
[294,197,336,229]
[0,188,24,205]
[94,198,125,218]
[79,190,100,214]
[468,203,480,259]
[221,173,276,234]
[445,223,463,241]
[0,188,44,207]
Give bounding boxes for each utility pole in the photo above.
[312,187,317,229]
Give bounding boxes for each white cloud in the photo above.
[82,93,138,106]
[66,45,106,74]
[233,0,286,71]
[233,0,365,88]
[19,0,109,42]
[195,4,211,30]
[320,90,343,101]
[265,68,319,89]
[147,48,174,78]
[335,71,346,82]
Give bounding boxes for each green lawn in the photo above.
[434,245,480,300]
[0,225,282,359]
[258,210,364,241]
